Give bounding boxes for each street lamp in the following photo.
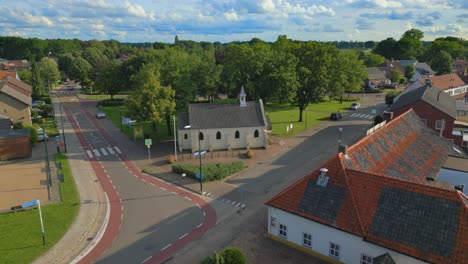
[41,121,51,187]
[184,125,203,192]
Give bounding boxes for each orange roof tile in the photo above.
[418,73,466,91]
[0,70,17,79]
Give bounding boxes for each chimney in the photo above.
[338,145,348,154]
[425,79,431,87]
[316,168,330,187]
[455,184,465,192]
[383,111,393,122]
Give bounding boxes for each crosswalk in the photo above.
[86,146,122,158]
[350,113,374,120]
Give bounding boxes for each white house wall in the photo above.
[178,126,266,152]
[267,206,427,264]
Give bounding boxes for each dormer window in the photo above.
[235,130,240,139]
[254,129,259,138]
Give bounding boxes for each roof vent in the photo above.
[316,168,330,187]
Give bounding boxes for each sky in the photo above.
[1,0,467,43]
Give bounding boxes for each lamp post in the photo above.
[185,125,203,192]
[173,115,177,161]
[41,122,51,187]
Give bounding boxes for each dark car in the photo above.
[329,112,342,120]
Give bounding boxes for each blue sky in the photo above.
[1,0,467,43]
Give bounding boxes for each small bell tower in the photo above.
[240,85,247,107]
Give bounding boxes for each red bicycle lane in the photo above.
[80,106,217,264]
[64,107,123,264]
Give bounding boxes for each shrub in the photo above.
[39,104,54,118]
[385,90,401,105]
[220,247,245,264]
[167,155,176,164]
[172,161,245,182]
[38,96,51,104]
[27,126,38,143]
[100,99,125,107]
[13,121,23,130]
[246,150,254,159]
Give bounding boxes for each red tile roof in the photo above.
[0,70,17,79]
[418,73,466,91]
[266,110,468,263]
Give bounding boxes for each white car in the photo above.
[96,111,106,119]
[32,100,46,108]
[350,102,361,110]
[37,128,49,142]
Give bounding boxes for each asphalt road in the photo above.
[57,90,211,264]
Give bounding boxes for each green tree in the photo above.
[373,38,398,59]
[364,53,385,67]
[30,62,45,100]
[125,64,176,135]
[404,64,415,80]
[330,50,367,101]
[220,247,245,264]
[18,69,32,84]
[58,53,75,77]
[37,57,60,91]
[401,28,424,40]
[430,51,454,75]
[95,62,125,100]
[69,57,93,91]
[390,70,401,84]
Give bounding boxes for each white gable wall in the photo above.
[267,206,427,264]
[178,126,267,152]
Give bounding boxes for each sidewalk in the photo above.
[33,100,107,264]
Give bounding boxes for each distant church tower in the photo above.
[240,85,247,107]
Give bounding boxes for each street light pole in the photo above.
[173,115,177,161]
[41,122,51,187]
[338,127,343,152]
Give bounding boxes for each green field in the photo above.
[0,154,80,263]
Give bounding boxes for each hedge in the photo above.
[172,161,245,182]
[99,99,125,107]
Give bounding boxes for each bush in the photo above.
[385,90,401,105]
[220,247,245,264]
[13,121,23,130]
[100,99,125,107]
[38,96,51,104]
[246,150,254,159]
[167,155,175,164]
[27,126,38,143]
[39,104,54,118]
[172,161,245,182]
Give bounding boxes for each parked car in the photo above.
[32,100,46,108]
[96,110,106,119]
[384,83,397,89]
[37,128,49,142]
[66,85,74,90]
[349,102,361,110]
[329,112,343,121]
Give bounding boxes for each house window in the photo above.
[235,130,240,139]
[361,254,373,264]
[329,242,340,259]
[184,133,188,139]
[279,224,287,239]
[302,233,312,248]
[199,132,204,140]
[216,131,221,140]
[435,120,445,130]
[254,129,259,138]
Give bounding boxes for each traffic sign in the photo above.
[371,108,377,114]
[145,138,152,146]
[195,173,204,180]
[22,199,38,209]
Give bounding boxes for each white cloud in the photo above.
[259,0,276,12]
[91,23,105,31]
[429,24,465,34]
[224,9,240,21]
[125,1,147,17]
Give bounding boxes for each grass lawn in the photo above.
[265,100,352,137]
[77,94,129,100]
[103,106,175,142]
[0,154,80,263]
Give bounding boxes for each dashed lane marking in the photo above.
[161,244,171,251]
[107,147,115,155]
[114,146,122,154]
[100,148,108,156]
[93,149,101,157]
[86,150,93,158]
[179,233,188,240]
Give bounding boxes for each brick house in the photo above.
[387,82,463,145]
[266,110,468,264]
[0,76,32,126]
[404,73,468,102]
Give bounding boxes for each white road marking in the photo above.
[86,150,93,158]
[236,203,241,207]
[231,201,236,205]
[185,197,192,201]
[114,146,122,154]
[171,191,177,195]
[202,191,206,195]
[179,233,188,240]
[350,113,358,117]
[93,149,101,157]
[197,223,203,228]
[161,244,171,251]
[107,147,115,154]
[160,187,167,191]
[368,115,374,120]
[196,204,201,209]
[100,148,108,156]
[203,212,206,217]
[141,256,152,263]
